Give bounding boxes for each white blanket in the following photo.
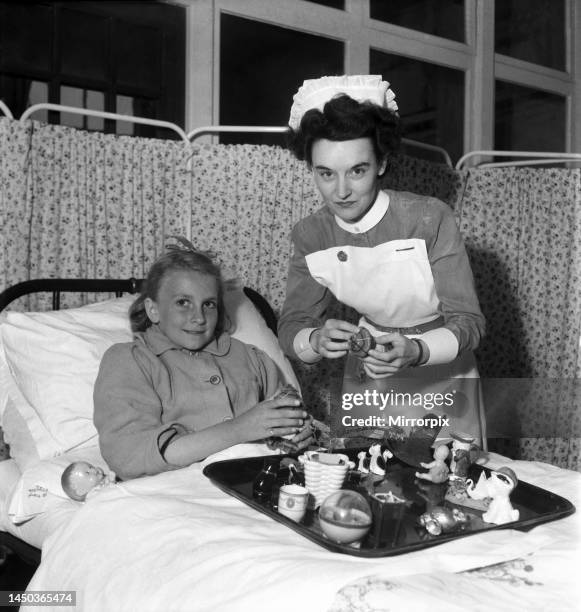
[24,446,580,612]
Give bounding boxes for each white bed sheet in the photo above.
[22,446,580,612]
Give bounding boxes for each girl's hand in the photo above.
[362,333,423,379]
[288,415,316,451]
[310,319,360,359]
[235,396,307,443]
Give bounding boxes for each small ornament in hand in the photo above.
[348,327,376,358]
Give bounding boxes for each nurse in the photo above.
[278,75,486,443]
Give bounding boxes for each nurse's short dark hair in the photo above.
[287,94,401,166]
[129,250,226,335]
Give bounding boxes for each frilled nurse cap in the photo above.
[288,74,398,130]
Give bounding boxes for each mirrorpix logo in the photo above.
[340,388,454,428]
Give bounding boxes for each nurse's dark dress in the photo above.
[279,189,486,443]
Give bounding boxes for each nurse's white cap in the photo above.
[288,74,398,130]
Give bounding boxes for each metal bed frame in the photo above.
[0,277,278,568]
[12,102,454,167]
[0,279,277,335]
[10,101,579,169]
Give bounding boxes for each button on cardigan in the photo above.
[94,324,282,479]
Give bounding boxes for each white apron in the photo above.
[306,234,485,445]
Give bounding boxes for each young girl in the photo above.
[94,243,311,480]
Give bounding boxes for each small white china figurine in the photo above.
[449,432,474,478]
[357,451,370,473]
[467,467,519,525]
[415,445,450,484]
[61,461,113,502]
[369,443,393,476]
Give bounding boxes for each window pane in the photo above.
[495,81,565,156]
[28,81,49,122]
[0,77,48,120]
[60,86,105,130]
[60,7,109,82]
[219,14,343,146]
[495,0,565,71]
[115,21,161,95]
[85,90,105,131]
[116,95,158,138]
[370,50,464,164]
[304,0,345,9]
[116,95,135,136]
[370,0,465,43]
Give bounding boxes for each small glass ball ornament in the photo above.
[318,490,373,544]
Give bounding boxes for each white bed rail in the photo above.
[0,100,14,118]
[9,101,580,171]
[188,125,453,168]
[20,104,190,144]
[3,101,454,168]
[456,150,581,170]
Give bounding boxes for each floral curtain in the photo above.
[0,117,191,309]
[382,153,466,211]
[187,143,319,312]
[458,167,581,470]
[2,116,579,466]
[0,118,33,297]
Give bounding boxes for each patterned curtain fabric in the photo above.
[2,116,579,466]
[188,143,319,312]
[0,117,191,309]
[382,153,467,211]
[458,167,581,469]
[0,118,33,297]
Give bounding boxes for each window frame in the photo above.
[182,0,579,156]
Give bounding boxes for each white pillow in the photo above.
[0,299,134,465]
[223,286,299,389]
[0,287,298,470]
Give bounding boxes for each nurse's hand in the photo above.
[310,319,360,359]
[362,333,427,378]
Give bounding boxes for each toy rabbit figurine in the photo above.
[415,445,450,484]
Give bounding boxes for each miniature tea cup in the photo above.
[277,484,309,522]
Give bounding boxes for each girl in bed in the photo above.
[278,75,486,443]
[94,242,313,480]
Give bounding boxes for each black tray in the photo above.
[203,448,575,557]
